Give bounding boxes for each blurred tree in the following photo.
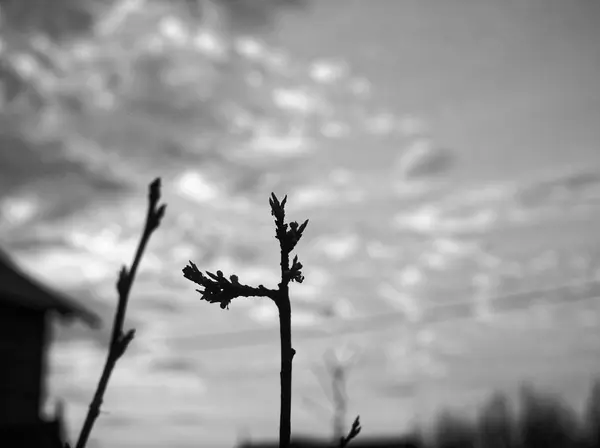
[432,410,477,448]
[517,384,580,448]
[476,391,517,448]
[583,378,600,448]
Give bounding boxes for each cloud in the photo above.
[311,231,360,261]
[394,137,455,180]
[175,170,221,203]
[14,246,115,287]
[0,194,40,230]
[248,301,278,324]
[272,87,322,114]
[291,267,331,303]
[290,184,338,208]
[513,165,600,211]
[0,134,129,225]
[309,59,349,84]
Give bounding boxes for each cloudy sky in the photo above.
[2,1,600,447]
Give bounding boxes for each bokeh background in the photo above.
[1,0,600,447]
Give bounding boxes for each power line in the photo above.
[180,278,600,351]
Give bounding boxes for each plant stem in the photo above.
[278,295,293,448]
[184,192,305,448]
[74,178,165,448]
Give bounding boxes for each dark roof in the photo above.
[0,247,101,328]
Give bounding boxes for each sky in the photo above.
[1,1,600,447]
[276,0,600,183]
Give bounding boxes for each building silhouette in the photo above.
[0,247,100,448]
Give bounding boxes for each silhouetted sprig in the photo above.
[340,416,362,448]
[284,254,305,284]
[182,262,277,309]
[270,193,309,255]
[182,192,308,448]
[183,192,308,311]
[72,178,167,448]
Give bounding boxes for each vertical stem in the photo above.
[76,355,117,448]
[278,294,293,448]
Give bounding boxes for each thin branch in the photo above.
[182,262,278,309]
[73,178,166,448]
[339,416,361,448]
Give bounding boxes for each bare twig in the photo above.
[339,416,361,448]
[73,178,167,448]
[304,345,362,444]
[183,192,309,448]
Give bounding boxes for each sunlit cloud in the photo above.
[272,87,324,114]
[441,209,499,234]
[15,247,114,287]
[11,52,39,79]
[169,244,199,266]
[175,170,221,203]
[397,265,424,287]
[290,184,338,208]
[393,202,500,235]
[159,16,189,45]
[192,29,227,59]
[234,36,266,60]
[311,231,360,261]
[69,227,126,258]
[248,301,278,324]
[393,204,440,234]
[246,121,312,156]
[309,59,348,84]
[292,267,330,303]
[419,238,470,270]
[0,194,40,228]
[233,265,281,301]
[291,310,322,327]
